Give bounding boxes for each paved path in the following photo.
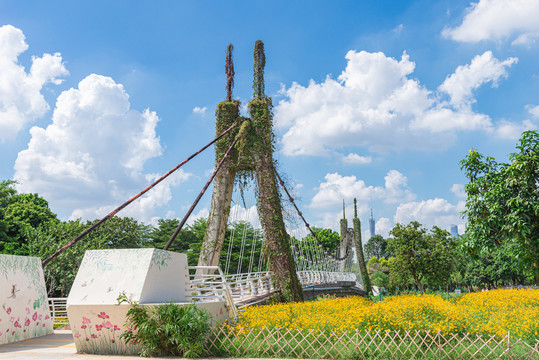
[0,331,168,359]
[0,331,136,360]
[0,331,289,360]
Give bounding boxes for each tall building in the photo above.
[369,208,375,238]
[450,224,459,239]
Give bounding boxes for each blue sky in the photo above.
[1,0,538,238]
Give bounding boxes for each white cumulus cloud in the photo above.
[450,184,466,199]
[275,50,516,156]
[186,207,210,226]
[188,204,261,229]
[341,153,372,164]
[13,74,186,223]
[361,217,392,240]
[438,51,517,110]
[443,0,539,45]
[528,105,539,118]
[492,104,539,140]
[310,170,416,210]
[308,172,467,235]
[305,170,417,232]
[0,25,68,142]
[393,198,466,233]
[229,204,261,228]
[495,119,536,140]
[193,106,207,115]
[374,217,392,238]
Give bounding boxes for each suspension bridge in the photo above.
[42,41,371,318]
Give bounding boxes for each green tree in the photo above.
[364,234,390,259]
[371,270,389,289]
[0,184,58,254]
[0,180,17,206]
[26,220,105,297]
[87,217,152,249]
[367,256,391,289]
[187,218,209,266]
[388,222,455,294]
[461,241,529,290]
[151,218,207,266]
[304,227,341,252]
[28,216,152,296]
[219,220,264,274]
[0,181,16,244]
[151,218,182,249]
[291,228,341,272]
[460,130,539,283]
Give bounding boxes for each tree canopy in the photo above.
[364,234,391,259]
[460,130,539,283]
[388,221,455,294]
[304,227,341,252]
[0,181,58,254]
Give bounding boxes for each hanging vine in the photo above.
[253,40,266,99]
[199,41,303,302]
[215,100,240,163]
[225,44,235,102]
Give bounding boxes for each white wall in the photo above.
[0,254,53,344]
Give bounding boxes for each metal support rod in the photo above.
[274,169,350,261]
[42,122,239,266]
[163,124,245,250]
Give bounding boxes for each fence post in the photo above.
[51,299,56,321]
[507,330,511,357]
[435,330,441,356]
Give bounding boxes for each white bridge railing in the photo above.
[50,269,357,324]
[48,297,68,326]
[185,268,358,312]
[296,270,357,285]
[185,266,238,317]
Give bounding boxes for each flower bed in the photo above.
[236,289,539,342]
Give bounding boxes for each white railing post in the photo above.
[48,297,68,326]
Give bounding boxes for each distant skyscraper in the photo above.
[369,208,375,238]
[450,224,459,238]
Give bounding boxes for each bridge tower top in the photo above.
[197,41,303,302]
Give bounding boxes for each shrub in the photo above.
[118,293,211,357]
[371,270,389,288]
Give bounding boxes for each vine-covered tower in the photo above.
[197,41,303,302]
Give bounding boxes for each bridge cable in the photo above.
[42,122,239,266]
[224,190,241,275]
[257,235,265,272]
[163,124,244,250]
[287,224,299,271]
[236,183,254,274]
[289,214,309,272]
[247,229,257,274]
[284,189,329,273]
[247,198,261,274]
[274,169,350,262]
[278,170,347,266]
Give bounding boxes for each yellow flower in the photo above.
[236,289,539,342]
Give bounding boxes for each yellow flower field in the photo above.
[236,289,539,341]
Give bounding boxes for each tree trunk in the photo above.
[414,274,424,294]
[533,259,539,285]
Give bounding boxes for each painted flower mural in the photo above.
[0,255,53,345]
[71,311,138,355]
